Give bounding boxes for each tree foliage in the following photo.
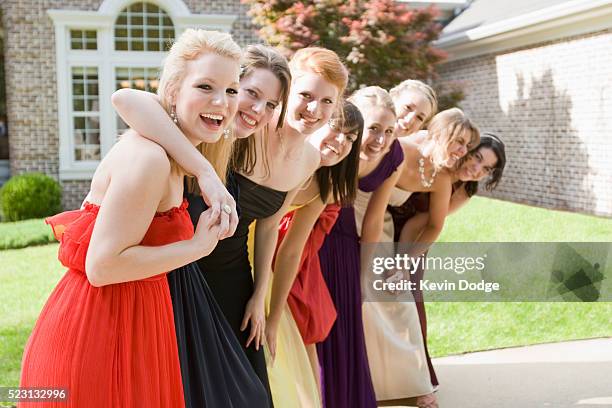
[242,0,448,93]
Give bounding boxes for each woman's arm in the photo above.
[405,174,452,257]
[111,88,237,237]
[359,167,402,281]
[448,185,471,215]
[241,188,300,350]
[399,184,471,246]
[266,197,326,360]
[86,141,220,287]
[398,212,428,243]
[361,167,402,244]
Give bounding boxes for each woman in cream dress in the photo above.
[358,185,435,402]
[358,81,480,408]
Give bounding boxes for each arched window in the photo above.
[114,2,175,51]
[48,0,236,180]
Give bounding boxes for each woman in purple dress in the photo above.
[317,86,404,408]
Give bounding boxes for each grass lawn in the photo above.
[0,244,64,387]
[430,196,612,356]
[0,197,611,388]
[0,218,55,250]
[438,196,612,242]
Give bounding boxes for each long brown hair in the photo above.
[316,101,364,206]
[231,44,292,176]
[458,133,506,196]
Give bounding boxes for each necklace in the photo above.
[418,156,437,188]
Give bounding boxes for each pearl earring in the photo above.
[170,106,178,125]
[223,129,230,139]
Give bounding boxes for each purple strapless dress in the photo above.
[317,140,404,407]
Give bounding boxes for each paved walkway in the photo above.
[433,338,612,407]
[379,338,612,408]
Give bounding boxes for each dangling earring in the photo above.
[223,129,230,139]
[170,106,178,125]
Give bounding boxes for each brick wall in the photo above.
[436,29,612,217]
[1,0,260,210]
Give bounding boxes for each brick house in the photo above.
[1,0,610,216]
[0,0,259,209]
[434,0,612,217]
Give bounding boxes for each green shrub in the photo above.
[0,173,62,221]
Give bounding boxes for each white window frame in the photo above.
[49,0,237,180]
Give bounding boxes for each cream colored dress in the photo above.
[355,187,434,400]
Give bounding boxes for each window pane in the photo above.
[74,117,85,131]
[72,82,84,96]
[131,15,143,26]
[70,30,97,50]
[114,2,174,52]
[145,3,159,13]
[86,118,100,134]
[115,40,128,51]
[87,98,99,112]
[74,129,84,146]
[162,29,174,41]
[72,67,100,161]
[146,15,158,26]
[146,40,160,52]
[87,82,98,97]
[115,27,128,38]
[73,98,84,111]
[116,13,128,25]
[114,66,160,131]
[131,28,144,39]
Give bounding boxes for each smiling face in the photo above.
[456,146,498,181]
[286,72,339,135]
[173,52,240,144]
[311,119,360,167]
[233,68,282,139]
[359,107,396,161]
[394,90,433,137]
[444,130,472,167]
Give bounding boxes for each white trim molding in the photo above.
[436,0,612,61]
[98,0,191,16]
[48,0,237,181]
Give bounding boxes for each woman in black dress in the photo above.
[112,44,292,407]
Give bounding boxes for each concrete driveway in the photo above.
[433,338,612,407]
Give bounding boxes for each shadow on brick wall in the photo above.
[486,69,596,214]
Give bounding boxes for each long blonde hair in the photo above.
[426,108,480,170]
[157,29,241,188]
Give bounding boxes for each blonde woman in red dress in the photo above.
[19,29,241,407]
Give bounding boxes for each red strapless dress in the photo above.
[19,200,192,408]
[277,204,340,344]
